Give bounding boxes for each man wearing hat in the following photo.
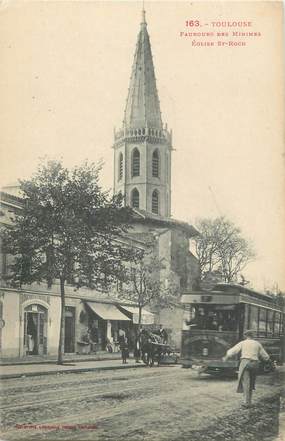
[223,330,270,408]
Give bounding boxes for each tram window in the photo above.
[273,312,281,336]
[258,308,267,337]
[244,304,250,331]
[189,306,196,321]
[186,305,237,331]
[186,306,205,329]
[249,305,258,331]
[267,310,274,337]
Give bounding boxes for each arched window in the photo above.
[152,149,159,177]
[132,148,140,177]
[118,153,123,181]
[131,188,140,209]
[152,190,159,214]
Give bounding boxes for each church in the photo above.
[112,10,200,344]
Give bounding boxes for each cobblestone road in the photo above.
[1,365,284,441]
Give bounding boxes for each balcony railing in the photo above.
[114,126,172,145]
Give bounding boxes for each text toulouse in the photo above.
[185,21,252,28]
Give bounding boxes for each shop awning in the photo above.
[86,302,131,321]
[119,305,155,324]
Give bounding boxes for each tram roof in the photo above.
[213,283,274,301]
[181,283,281,309]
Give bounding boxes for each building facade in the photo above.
[0,190,154,359]
[0,282,154,359]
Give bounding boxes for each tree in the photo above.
[195,217,255,284]
[2,159,135,364]
[120,251,179,329]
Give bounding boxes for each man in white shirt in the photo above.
[223,329,270,408]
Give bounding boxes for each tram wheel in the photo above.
[262,360,275,373]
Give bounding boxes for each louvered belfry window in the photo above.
[118,153,123,180]
[131,188,140,209]
[152,190,159,214]
[152,149,159,177]
[132,148,140,177]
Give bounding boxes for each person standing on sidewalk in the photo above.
[134,333,141,363]
[222,329,270,408]
[120,336,129,364]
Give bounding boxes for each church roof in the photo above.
[123,10,163,130]
[131,208,199,237]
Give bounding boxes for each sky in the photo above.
[0,1,284,292]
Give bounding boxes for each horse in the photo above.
[140,330,163,367]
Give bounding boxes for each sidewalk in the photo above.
[0,351,123,366]
[0,358,145,380]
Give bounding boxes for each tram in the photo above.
[180,283,284,375]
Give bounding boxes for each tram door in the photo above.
[24,305,47,355]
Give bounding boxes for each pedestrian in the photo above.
[134,332,141,363]
[158,324,168,344]
[222,329,271,408]
[120,336,129,364]
[118,328,126,344]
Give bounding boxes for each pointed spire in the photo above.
[141,8,146,26]
[123,9,163,130]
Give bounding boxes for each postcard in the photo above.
[0,1,284,440]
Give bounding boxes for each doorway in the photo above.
[24,304,47,355]
[64,306,75,353]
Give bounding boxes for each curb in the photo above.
[0,356,122,366]
[0,363,146,380]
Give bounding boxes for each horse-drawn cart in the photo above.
[140,331,179,366]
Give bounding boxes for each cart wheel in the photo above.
[142,354,148,365]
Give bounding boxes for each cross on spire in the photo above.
[141,6,146,25]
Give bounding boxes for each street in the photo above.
[1,365,284,441]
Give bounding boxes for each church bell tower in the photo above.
[113,10,172,218]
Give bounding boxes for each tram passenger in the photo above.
[222,329,270,408]
[207,313,219,330]
[188,307,207,329]
[210,318,219,330]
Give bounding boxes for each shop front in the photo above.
[118,305,155,326]
[84,302,131,353]
[117,305,156,351]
